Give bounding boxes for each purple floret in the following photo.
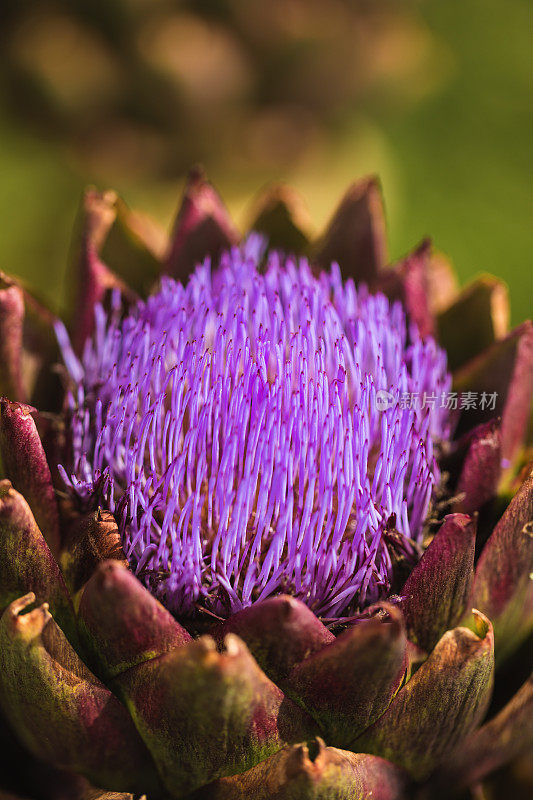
[58,237,451,618]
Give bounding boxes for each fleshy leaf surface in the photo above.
[68,189,137,353]
[0,275,25,402]
[429,670,533,795]
[192,738,408,800]
[454,321,533,465]
[455,420,502,514]
[472,474,533,659]
[211,595,334,684]
[0,480,73,637]
[287,604,407,748]
[0,398,60,556]
[0,594,161,796]
[115,633,316,797]
[354,612,494,781]
[400,514,476,652]
[78,560,192,680]
[378,240,434,338]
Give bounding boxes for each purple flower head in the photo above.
[58,237,451,618]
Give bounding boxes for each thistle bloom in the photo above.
[0,172,532,800]
[58,240,450,619]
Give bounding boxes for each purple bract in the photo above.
[57,238,451,618]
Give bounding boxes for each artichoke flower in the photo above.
[0,170,532,800]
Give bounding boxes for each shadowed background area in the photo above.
[0,0,531,324]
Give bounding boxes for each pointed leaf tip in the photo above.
[287,602,408,748]
[455,419,502,514]
[193,739,408,800]
[355,614,494,781]
[454,321,533,465]
[314,175,387,285]
[437,276,509,372]
[247,184,311,255]
[0,275,25,402]
[0,480,72,637]
[400,513,477,652]
[68,188,137,354]
[99,196,166,296]
[0,272,62,411]
[115,631,316,796]
[211,594,334,684]
[165,167,240,282]
[78,560,192,680]
[378,239,435,338]
[0,397,60,557]
[473,473,533,659]
[426,251,459,315]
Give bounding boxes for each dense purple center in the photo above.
[58,238,450,618]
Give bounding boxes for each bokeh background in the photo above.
[1,0,532,323]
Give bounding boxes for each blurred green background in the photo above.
[0,0,531,323]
